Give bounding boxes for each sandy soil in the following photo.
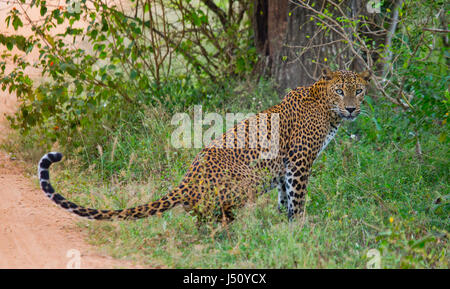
[0,152,144,268]
[0,1,142,269]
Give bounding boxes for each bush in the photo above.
[0,0,256,151]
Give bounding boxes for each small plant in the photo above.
[375,218,448,268]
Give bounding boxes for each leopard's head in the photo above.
[322,68,371,121]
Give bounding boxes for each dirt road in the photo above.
[0,1,141,269]
[0,151,143,268]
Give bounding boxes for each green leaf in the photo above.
[378,230,392,237]
[438,132,446,143]
[5,16,11,27]
[130,69,138,80]
[40,2,47,16]
[12,16,23,30]
[411,236,435,249]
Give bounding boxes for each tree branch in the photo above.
[422,28,450,33]
[201,0,228,28]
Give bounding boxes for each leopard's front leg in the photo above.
[276,176,288,212]
[284,151,312,221]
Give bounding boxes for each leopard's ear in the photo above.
[322,67,333,80]
[359,70,372,82]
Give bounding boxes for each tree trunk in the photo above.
[271,1,325,91]
[253,0,386,93]
[253,0,269,56]
[253,0,288,77]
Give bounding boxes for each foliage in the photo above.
[292,0,448,145]
[0,0,255,150]
[386,0,449,141]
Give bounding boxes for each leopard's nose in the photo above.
[345,107,356,114]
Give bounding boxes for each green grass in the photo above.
[69,133,448,268]
[4,79,449,268]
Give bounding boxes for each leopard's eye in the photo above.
[336,89,344,95]
[356,89,363,94]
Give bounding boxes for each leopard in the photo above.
[38,68,371,223]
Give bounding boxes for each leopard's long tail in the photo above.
[38,152,183,220]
